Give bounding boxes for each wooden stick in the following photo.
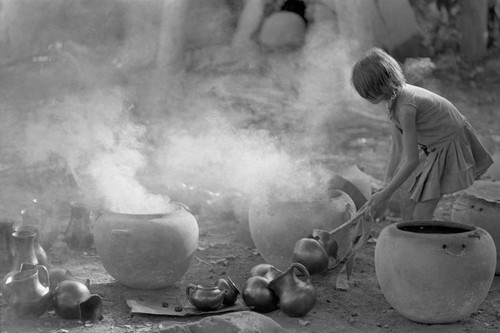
[328,205,368,235]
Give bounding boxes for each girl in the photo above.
[351,48,493,220]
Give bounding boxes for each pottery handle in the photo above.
[185,283,197,304]
[111,229,132,239]
[290,262,311,282]
[37,265,50,289]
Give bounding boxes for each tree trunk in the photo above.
[157,0,189,74]
[460,0,488,61]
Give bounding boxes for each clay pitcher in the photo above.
[64,202,94,251]
[48,267,90,292]
[186,284,226,311]
[291,238,329,274]
[268,263,316,317]
[242,275,279,313]
[14,225,49,267]
[51,280,103,323]
[6,266,50,317]
[2,230,43,300]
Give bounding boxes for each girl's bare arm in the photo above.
[383,126,403,185]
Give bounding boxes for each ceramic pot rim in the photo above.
[103,204,184,218]
[390,220,477,238]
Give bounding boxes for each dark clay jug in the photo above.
[14,225,49,267]
[216,277,239,306]
[64,202,94,251]
[186,284,226,311]
[291,238,329,274]
[6,266,50,317]
[51,280,103,323]
[268,262,316,317]
[2,230,46,300]
[249,263,282,281]
[48,267,90,292]
[242,275,279,313]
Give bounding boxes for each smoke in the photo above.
[24,89,172,214]
[17,0,366,214]
[153,110,331,201]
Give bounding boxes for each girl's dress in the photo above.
[389,84,493,202]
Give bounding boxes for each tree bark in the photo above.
[460,0,488,61]
[157,0,189,74]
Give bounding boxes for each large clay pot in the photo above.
[375,220,496,324]
[248,190,355,270]
[93,205,199,289]
[450,180,500,274]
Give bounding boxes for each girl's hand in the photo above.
[366,190,389,220]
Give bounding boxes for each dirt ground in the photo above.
[1,34,500,333]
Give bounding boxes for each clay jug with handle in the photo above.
[268,262,316,317]
[2,230,44,301]
[186,284,226,311]
[6,266,50,317]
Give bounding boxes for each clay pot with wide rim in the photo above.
[93,204,198,289]
[375,220,496,324]
[450,180,500,275]
[248,190,355,270]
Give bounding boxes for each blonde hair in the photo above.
[351,48,405,100]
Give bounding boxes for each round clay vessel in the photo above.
[248,191,355,270]
[258,11,306,48]
[93,205,198,289]
[375,220,496,324]
[450,181,500,275]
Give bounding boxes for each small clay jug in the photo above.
[250,263,283,281]
[311,229,339,260]
[51,280,103,323]
[64,202,94,251]
[14,225,49,267]
[186,284,226,311]
[241,275,279,313]
[6,266,50,317]
[216,277,239,306]
[268,262,316,317]
[291,238,329,274]
[48,267,90,292]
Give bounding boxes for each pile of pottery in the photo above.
[241,263,316,317]
[1,227,103,322]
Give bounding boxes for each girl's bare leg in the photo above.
[412,198,440,220]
